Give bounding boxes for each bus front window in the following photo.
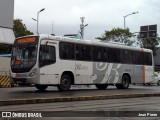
[11,45,38,73]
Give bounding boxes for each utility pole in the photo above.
[52,21,54,34]
[80,17,88,40]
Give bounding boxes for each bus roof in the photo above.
[19,34,153,53]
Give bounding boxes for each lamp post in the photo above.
[123,11,138,29]
[32,8,45,35]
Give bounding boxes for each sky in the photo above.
[14,0,160,40]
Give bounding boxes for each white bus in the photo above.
[9,34,154,91]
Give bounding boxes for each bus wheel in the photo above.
[116,84,123,89]
[57,75,71,91]
[35,85,48,91]
[157,80,160,86]
[122,75,130,89]
[95,84,108,90]
[116,75,130,89]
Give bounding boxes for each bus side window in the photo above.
[39,45,56,67]
[132,51,143,65]
[108,48,121,63]
[144,52,152,65]
[59,42,75,60]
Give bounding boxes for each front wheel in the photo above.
[35,85,48,91]
[95,84,108,90]
[57,75,71,91]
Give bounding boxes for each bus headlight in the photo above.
[29,68,37,77]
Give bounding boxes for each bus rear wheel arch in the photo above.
[116,74,130,89]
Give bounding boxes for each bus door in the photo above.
[39,40,58,85]
[143,52,154,83]
[75,44,92,84]
[132,51,143,83]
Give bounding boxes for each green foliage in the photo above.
[137,35,160,56]
[0,44,12,54]
[96,28,134,46]
[13,19,33,38]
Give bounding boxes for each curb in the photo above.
[0,93,160,106]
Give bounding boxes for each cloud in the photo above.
[14,0,160,39]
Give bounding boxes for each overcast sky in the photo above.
[14,0,160,40]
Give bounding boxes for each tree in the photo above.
[96,28,134,46]
[137,35,160,56]
[13,19,33,38]
[0,44,12,54]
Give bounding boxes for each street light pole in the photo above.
[37,12,39,35]
[123,11,138,29]
[32,8,45,35]
[37,8,45,35]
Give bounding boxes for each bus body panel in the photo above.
[132,65,143,83]
[39,65,60,85]
[144,65,154,83]
[75,61,92,84]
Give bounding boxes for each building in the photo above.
[0,0,15,72]
[154,47,160,71]
[0,0,15,44]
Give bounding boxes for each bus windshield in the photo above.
[11,37,38,73]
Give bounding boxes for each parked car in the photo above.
[145,72,160,86]
[154,73,160,85]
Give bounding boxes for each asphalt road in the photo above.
[1,97,160,120]
[1,96,160,111]
[0,85,160,101]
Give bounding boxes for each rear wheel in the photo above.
[116,84,123,89]
[157,80,160,86]
[95,84,108,90]
[116,75,130,89]
[57,75,71,91]
[35,85,48,91]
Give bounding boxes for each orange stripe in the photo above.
[143,65,146,83]
[141,48,145,83]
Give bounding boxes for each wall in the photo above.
[0,0,14,29]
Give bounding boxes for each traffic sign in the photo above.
[140,24,157,38]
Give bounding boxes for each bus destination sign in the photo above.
[17,37,37,44]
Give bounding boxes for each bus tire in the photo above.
[95,84,108,90]
[35,85,48,91]
[57,75,71,91]
[116,75,130,89]
[116,84,123,89]
[157,80,160,86]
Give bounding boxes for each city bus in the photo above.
[9,34,154,91]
